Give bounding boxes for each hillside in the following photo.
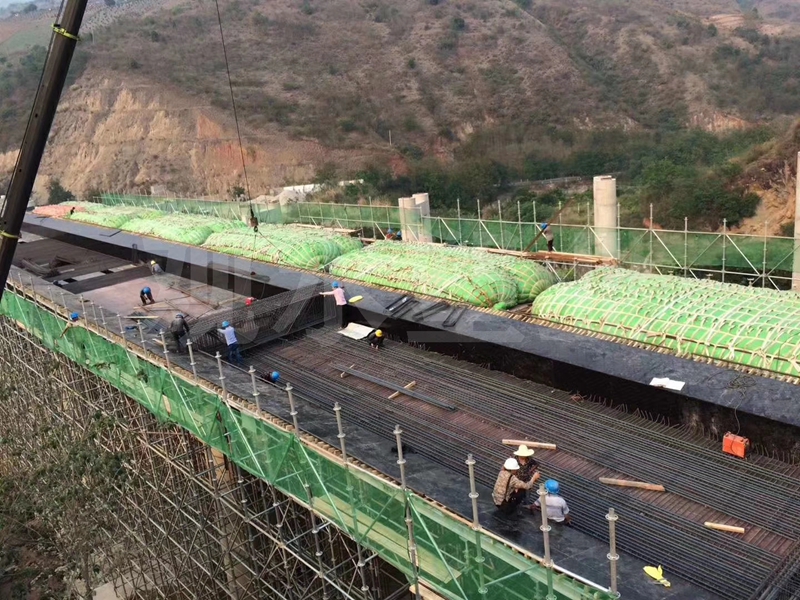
[3,0,800,200]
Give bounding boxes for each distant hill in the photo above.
[3,0,800,201]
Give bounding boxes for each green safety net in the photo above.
[120,214,248,246]
[202,226,362,271]
[532,268,800,377]
[0,288,612,600]
[329,241,556,309]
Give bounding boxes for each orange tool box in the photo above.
[722,433,749,458]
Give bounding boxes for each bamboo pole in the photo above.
[599,477,665,492]
[388,381,416,400]
[704,522,745,534]
[502,439,557,450]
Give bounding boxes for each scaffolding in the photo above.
[0,272,615,600]
[0,317,408,600]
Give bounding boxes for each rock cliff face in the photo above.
[0,71,375,200]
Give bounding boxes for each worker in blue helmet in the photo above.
[386,227,396,240]
[320,282,348,329]
[218,320,243,365]
[69,312,80,322]
[541,222,555,252]
[268,371,280,384]
[140,286,155,306]
[170,313,190,353]
[533,479,571,524]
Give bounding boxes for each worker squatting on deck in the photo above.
[140,287,154,306]
[320,282,348,329]
[493,445,570,522]
[493,458,536,515]
[533,479,571,525]
[367,329,384,350]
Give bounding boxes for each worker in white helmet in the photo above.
[492,457,536,515]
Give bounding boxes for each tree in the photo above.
[84,186,103,203]
[0,367,129,600]
[22,3,37,13]
[47,178,76,205]
[313,162,338,185]
[230,185,246,200]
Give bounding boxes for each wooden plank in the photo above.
[502,439,557,450]
[704,522,745,534]
[388,381,416,400]
[599,477,665,492]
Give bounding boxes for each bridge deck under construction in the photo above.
[8,234,800,600]
[241,328,799,600]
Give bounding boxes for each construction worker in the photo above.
[267,371,280,384]
[367,329,384,350]
[170,313,190,353]
[140,286,155,305]
[150,260,164,275]
[218,321,243,365]
[513,445,540,504]
[385,227,396,240]
[492,458,536,515]
[533,479,571,525]
[542,223,555,252]
[245,297,255,307]
[320,282,348,329]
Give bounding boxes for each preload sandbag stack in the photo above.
[329,241,556,309]
[531,268,800,377]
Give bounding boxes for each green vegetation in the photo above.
[0,371,128,599]
[47,178,75,205]
[713,30,800,115]
[0,45,88,153]
[338,127,771,229]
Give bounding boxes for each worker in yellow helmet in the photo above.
[150,259,164,275]
[367,328,384,350]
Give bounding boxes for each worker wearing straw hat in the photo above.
[514,444,540,481]
[492,457,536,515]
[513,444,541,506]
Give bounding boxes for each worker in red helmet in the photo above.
[245,297,255,307]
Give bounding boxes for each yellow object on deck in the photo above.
[349,295,364,304]
[644,565,671,587]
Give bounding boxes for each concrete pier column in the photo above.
[593,176,618,258]
[398,194,433,243]
[793,152,800,291]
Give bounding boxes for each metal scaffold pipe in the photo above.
[159,330,171,370]
[607,508,620,597]
[286,384,299,435]
[186,338,197,380]
[538,483,556,600]
[466,454,487,597]
[215,352,227,400]
[333,403,348,463]
[248,366,260,410]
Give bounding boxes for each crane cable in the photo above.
[212,0,252,211]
